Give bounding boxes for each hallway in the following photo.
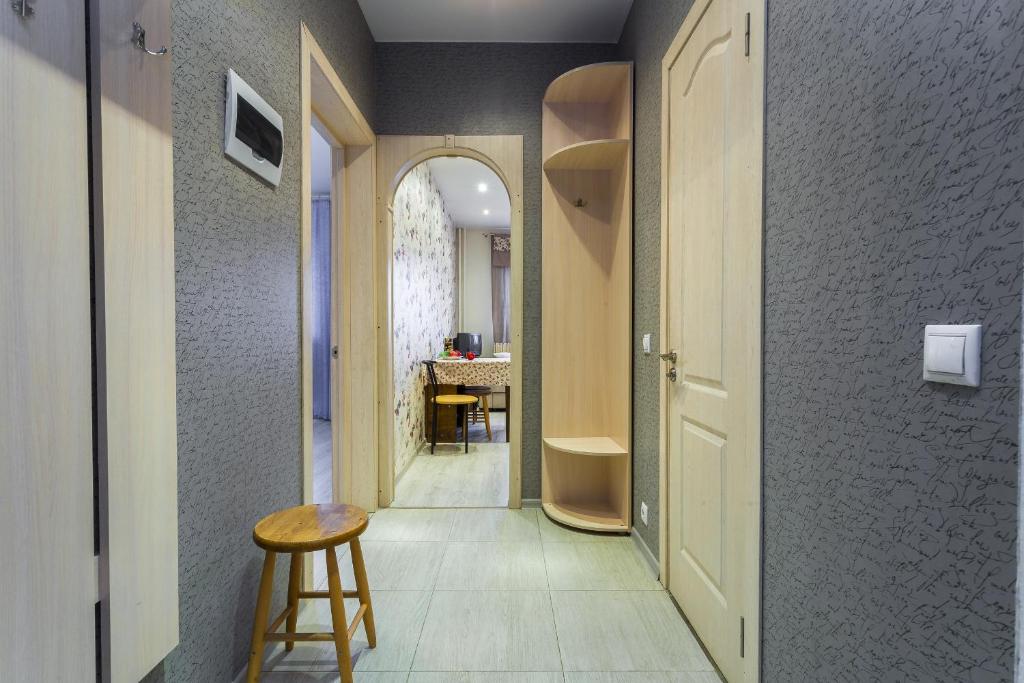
[261,508,716,681]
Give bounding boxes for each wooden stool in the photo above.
[246,504,376,683]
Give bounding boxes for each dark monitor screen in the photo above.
[454,332,482,356]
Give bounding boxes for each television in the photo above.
[454,332,482,357]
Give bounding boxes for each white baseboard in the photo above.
[631,527,661,582]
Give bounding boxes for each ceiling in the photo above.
[426,157,510,231]
[357,0,633,43]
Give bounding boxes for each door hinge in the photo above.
[740,616,745,657]
[744,13,751,57]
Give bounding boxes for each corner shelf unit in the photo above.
[541,62,633,533]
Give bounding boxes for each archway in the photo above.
[376,135,524,508]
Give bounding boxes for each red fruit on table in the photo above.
[467,352,476,360]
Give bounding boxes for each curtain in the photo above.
[491,235,511,344]
[312,197,331,420]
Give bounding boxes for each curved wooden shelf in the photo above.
[542,502,629,533]
[544,61,632,103]
[543,139,629,172]
[543,436,627,457]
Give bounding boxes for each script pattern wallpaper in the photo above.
[393,164,458,476]
[762,1,1022,680]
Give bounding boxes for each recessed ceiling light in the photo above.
[483,209,490,215]
[477,182,488,193]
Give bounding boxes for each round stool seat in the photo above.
[433,394,478,406]
[253,503,368,553]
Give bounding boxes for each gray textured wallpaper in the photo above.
[762,1,1022,680]
[144,2,375,680]
[616,0,698,558]
[374,43,617,498]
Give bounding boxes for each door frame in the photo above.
[658,0,765,679]
[375,135,524,509]
[300,23,377,535]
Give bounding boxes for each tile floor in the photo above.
[261,507,718,682]
[392,443,509,508]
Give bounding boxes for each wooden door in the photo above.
[92,0,179,679]
[661,0,763,680]
[1,2,97,679]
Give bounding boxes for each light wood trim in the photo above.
[2,4,96,679]
[376,135,525,508]
[542,502,628,532]
[541,63,633,533]
[93,0,180,678]
[543,437,628,457]
[300,23,378,591]
[658,3,765,680]
[543,139,630,171]
[543,61,632,103]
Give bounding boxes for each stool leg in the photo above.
[464,404,470,454]
[246,551,277,682]
[325,548,355,683]
[285,553,302,651]
[349,538,377,648]
[482,396,492,441]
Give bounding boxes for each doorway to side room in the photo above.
[310,120,336,506]
[389,156,514,508]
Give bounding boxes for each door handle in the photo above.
[660,350,677,363]
[331,345,338,359]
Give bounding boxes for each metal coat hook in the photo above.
[573,198,587,208]
[132,21,168,56]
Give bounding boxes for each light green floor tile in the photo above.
[543,541,660,590]
[435,542,548,590]
[551,591,713,672]
[412,590,562,672]
[309,591,432,672]
[564,673,721,682]
[326,541,444,591]
[449,508,541,542]
[362,509,456,541]
[409,674,564,682]
[261,673,409,682]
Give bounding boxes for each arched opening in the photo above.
[388,155,515,507]
[375,136,524,509]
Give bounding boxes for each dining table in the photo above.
[423,357,511,442]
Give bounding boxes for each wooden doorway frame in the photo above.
[300,24,378,538]
[658,1,765,680]
[376,135,524,509]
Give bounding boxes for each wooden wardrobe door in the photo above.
[1,2,97,679]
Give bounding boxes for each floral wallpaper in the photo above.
[392,163,458,476]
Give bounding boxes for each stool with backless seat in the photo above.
[246,503,376,683]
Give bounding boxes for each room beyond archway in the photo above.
[388,156,514,507]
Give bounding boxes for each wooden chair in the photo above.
[246,504,376,683]
[463,385,493,441]
[423,360,478,454]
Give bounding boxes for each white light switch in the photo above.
[642,333,652,354]
[923,324,981,387]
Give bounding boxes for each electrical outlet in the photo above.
[640,501,649,526]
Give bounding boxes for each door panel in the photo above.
[1,3,96,679]
[93,0,179,679]
[663,0,763,681]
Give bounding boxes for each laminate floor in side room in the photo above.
[259,507,719,682]
[392,440,509,509]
